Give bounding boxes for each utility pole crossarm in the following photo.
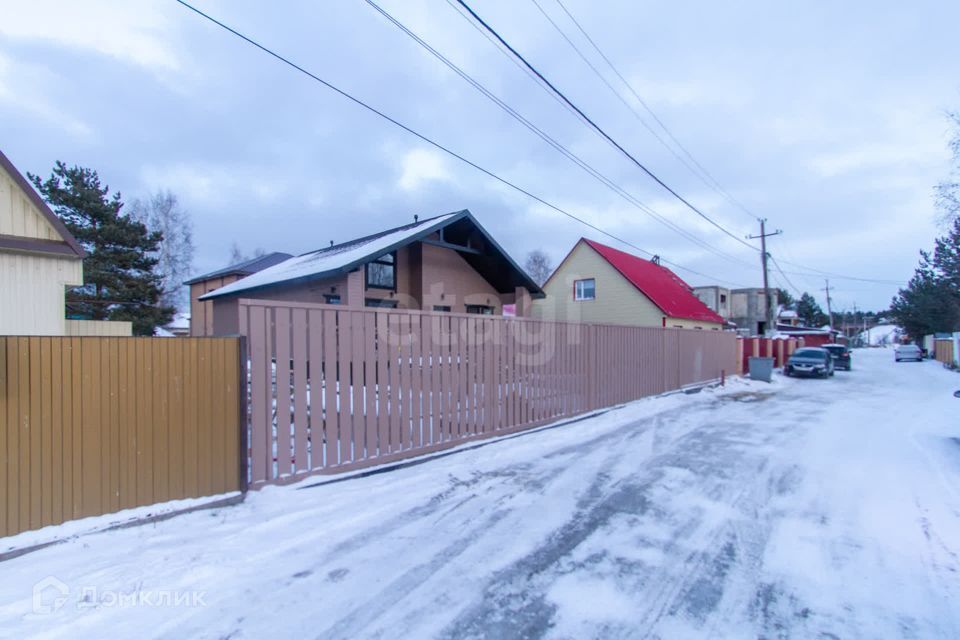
[747,219,782,336]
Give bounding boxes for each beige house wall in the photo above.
[0,251,82,335]
[532,240,722,330]
[0,163,61,241]
[65,319,133,336]
[0,163,83,335]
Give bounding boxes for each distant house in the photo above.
[692,285,731,319]
[531,238,725,330]
[729,287,776,336]
[185,252,292,336]
[200,210,544,336]
[0,149,84,335]
[776,324,843,347]
[778,309,801,327]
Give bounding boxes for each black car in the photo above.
[822,343,852,371]
[784,347,835,378]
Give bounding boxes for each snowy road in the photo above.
[2,348,960,638]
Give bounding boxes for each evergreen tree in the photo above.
[776,288,796,310]
[796,292,828,327]
[891,217,960,337]
[29,162,175,335]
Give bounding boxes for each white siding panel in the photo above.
[0,163,60,241]
[0,252,83,335]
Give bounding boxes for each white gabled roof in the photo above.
[201,212,460,300]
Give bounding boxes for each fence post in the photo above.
[237,335,249,493]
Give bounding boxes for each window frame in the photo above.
[364,298,398,309]
[465,304,494,315]
[573,278,596,301]
[365,251,397,291]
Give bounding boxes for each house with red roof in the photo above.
[532,238,726,331]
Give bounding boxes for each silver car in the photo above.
[894,344,923,362]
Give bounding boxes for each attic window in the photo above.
[366,252,396,290]
[574,278,595,301]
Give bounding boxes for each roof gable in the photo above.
[0,149,84,258]
[201,210,544,300]
[581,238,725,324]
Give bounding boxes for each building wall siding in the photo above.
[0,164,61,241]
[64,319,133,336]
[532,241,722,330]
[0,251,83,335]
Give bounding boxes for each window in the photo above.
[323,294,341,305]
[433,305,451,312]
[574,278,595,301]
[465,304,494,315]
[365,298,398,309]
[720,294,727,304]
[365,252,396,290]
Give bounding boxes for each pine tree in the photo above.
[29,162,175,335]
[796,292,828,327]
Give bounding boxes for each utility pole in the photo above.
[747,219,781,336]
[822,279,834,330]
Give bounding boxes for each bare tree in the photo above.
[524,249,553,287]
[229,243,267,265]
[128,190,194,312]
[936,111,960,227]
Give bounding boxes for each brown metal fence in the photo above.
[0,336,243,538]
[934,339,954,366]
[239,299,736,487]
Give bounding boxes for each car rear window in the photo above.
[824,346,846,355]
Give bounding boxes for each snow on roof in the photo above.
[779,310,799,318]
[201,212,460,300]
[165,312,190,330]
[184,251,294,285]
[581,239,726,324]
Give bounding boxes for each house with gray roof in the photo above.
[199,209,544,336]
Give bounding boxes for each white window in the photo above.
[574,278,595,301]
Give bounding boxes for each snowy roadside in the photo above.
[1,350,957,639]
[0,374,753,560]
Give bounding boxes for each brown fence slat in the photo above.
[363,312,378,459]
[0,336,244,538]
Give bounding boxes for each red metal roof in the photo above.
[582,239,726,324]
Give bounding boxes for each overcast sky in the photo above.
[2,0,958,311]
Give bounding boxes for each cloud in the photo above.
[0,0,180,72]
[139,162,291,208]
[0,52,94,139]
[397,147,451,192]
[810,141,946,178]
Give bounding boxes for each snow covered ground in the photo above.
[2,348,959,639]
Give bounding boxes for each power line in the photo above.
[542,0,909,287]
[363,0,755,269]
[769,254,803,297]
[534,0,757,224]
[173,0,750,287]
[453,0,760,253]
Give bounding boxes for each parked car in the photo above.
[784,347,835,378]
[822,343,852,371]
[894,344,924,362]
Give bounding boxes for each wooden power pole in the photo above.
[822,279,834,330]
[748,219,781,335]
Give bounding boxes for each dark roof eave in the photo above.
[0,234,82,258]
[0,149,85,259]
